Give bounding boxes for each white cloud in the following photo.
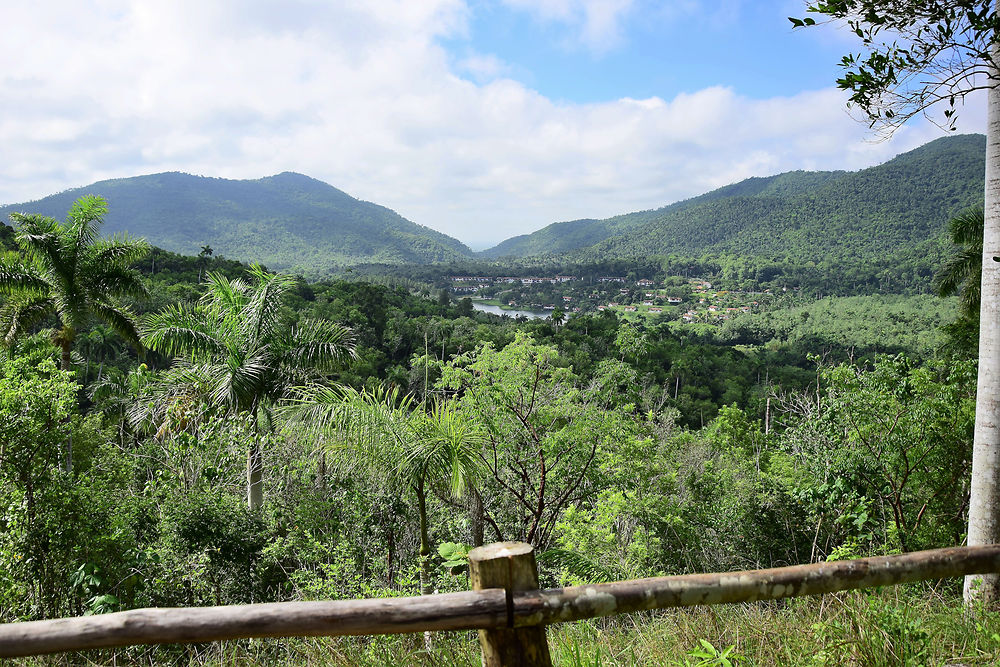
[0,1,987,249]
[500,0,636,52]
[456,54,511,82]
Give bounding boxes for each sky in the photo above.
[0,1,988,250]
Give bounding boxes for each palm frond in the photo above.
[128,362,214,434]
[240,266,295,348]
[88,368,130,403]
[50,284,89,333]
[406,401,487,497]
[203,272,248,313]
[65,195,107,250]
[281,384,414,459]
[10,213,62,265]
[934,207,984,317]
[85,266,150,301]
[282,319,357,371]
[91,300,143,349]
[0,294,55,346]
[935,244,980,294]
[84,235,151,269]
[141,304,227,360]
[948,207,984,246]
[214,354,272,412]
[280,382,356,433]
[0,253,49,296]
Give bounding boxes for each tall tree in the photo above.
[0,195,149,371]
[794,0,1000,605]
[141,265,355,509]
[437,333,644,550]
[198,245,213,282]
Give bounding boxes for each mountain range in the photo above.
[0,134,986,273]
[0,172,472,273]
[484,134,985,265]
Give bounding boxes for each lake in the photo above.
[471,302,550,319]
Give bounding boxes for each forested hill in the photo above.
[482,134,985,266]
[481,170,846,259]
[0,172,473,273]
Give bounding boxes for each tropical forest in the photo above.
[5,3,1000,667]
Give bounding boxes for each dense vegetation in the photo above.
[0,172,473,274]
[1,185,998,665]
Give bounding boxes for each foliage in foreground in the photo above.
[0,329,977,624]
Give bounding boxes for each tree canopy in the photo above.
[0,195,149,370]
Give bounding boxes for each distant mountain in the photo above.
[482,134,985,266]
[0,172,473,273]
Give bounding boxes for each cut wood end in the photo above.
[469,542,533,561]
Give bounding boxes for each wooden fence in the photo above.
[2,542,1000,665]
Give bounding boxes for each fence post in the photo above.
[469,542,552,667]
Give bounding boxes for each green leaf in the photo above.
[437,541,470,566]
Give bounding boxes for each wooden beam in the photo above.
[470,541,552,667]
[514,545,1000,626]
[0,590,507,657]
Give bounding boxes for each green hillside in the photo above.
[481,170,846,258]
[483,134,984,268]
[0,172,473,273]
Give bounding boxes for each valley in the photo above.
[0,132,992,666]
[8,2,1000,664]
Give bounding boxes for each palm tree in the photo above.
[0,195,149,371]
[934,207,984,317]
[198,245,213,282]
[282,385,485,598]
[89,363,153,446]
[141,265,355,510]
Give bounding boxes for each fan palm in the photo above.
[0,195,149,370]
[934,207,984,317]
[141,265,355,509]
[282,384,486,597]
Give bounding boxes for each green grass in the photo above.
[13,588,1000,666]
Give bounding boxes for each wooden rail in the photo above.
[2,543,999,664]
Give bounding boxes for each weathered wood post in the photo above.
[468,542,552,667]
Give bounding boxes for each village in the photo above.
[448,274,780,323]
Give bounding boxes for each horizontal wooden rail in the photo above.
[516,544,1000,626]
[2,544,999,658]
[0,590,509,657]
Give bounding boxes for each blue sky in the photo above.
[0,0,986,248]
[449,1,844,102]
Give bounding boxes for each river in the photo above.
[471,302,550,319]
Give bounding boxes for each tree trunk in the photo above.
[247,441,263,511]
[415,477,433,651]
[65,435,72,475]
[471,487,485,548]
[59,337,72,372]
[966,35,1000,607]
[416,478,433,597]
